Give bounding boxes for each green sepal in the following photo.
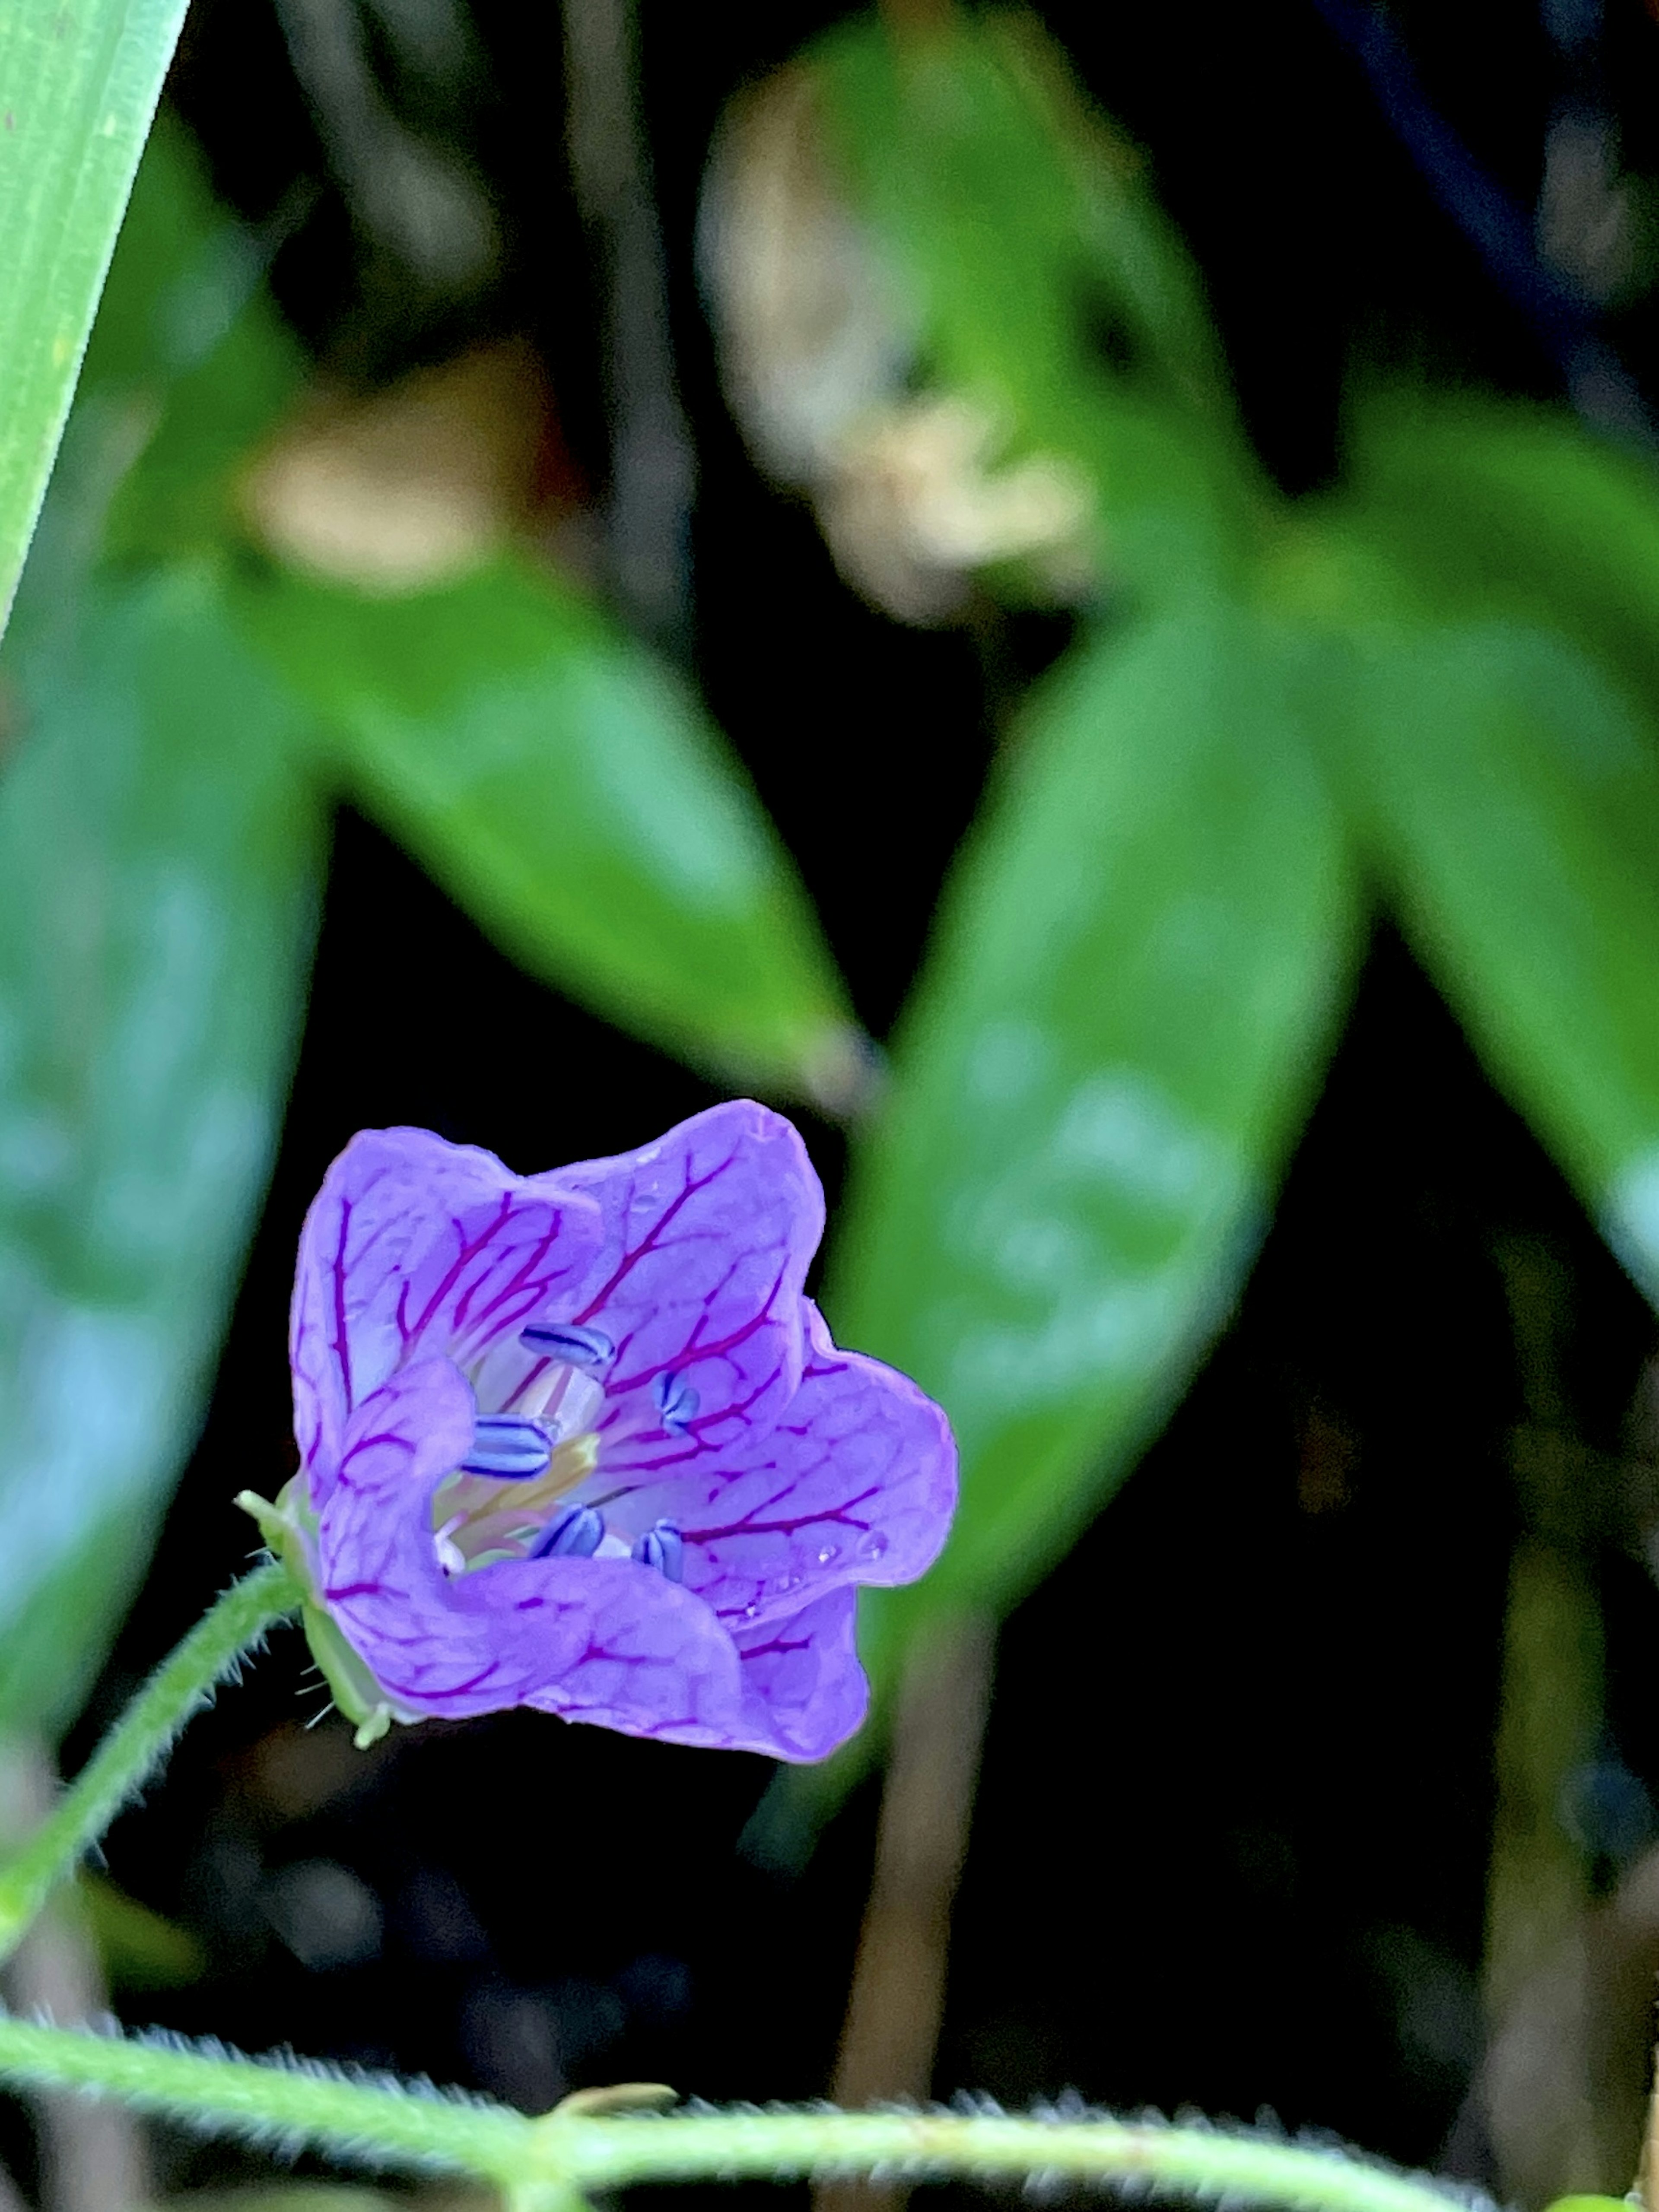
[234,1484,403,1749]
[299,1606,397,1751]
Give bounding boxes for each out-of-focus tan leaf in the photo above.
[702,13,1261,625]
[241,341,552,596]
[700,56,1101,625]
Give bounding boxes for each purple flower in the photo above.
[257,1101,956,1760]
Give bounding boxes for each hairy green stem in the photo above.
[562,2109,1488,2212]
[0,2014,1492,2212]
[0,1561,301,1958]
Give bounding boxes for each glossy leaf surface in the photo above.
[831,604,1356,1699]
[0,568,321,1735]
[0,0,190,631]
[233,559,856,1101]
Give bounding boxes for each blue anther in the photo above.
[653,1370,699,1436]
[632,1520,685,1582]
[531,1504,604,1559]
[518,1321,614,1367]
[461,1415,552,1480]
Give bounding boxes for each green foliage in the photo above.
[0,119,319,1743]
[0,0,191,632]
[791,15,1659,1749]
[1345,386,1659,716]
[82,114,302,565]
[1332,603,1659,1300]
[79,1872,205,1990]
[833,604,1356,1695]
[812,10,1265,596]
[234,560,854,1098]
[0,92,857,1738]
[0,576,321,1737]
[11,0,1659,1818]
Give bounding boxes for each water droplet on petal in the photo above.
[858,1531,890,1562]
[815,1544,840,1565]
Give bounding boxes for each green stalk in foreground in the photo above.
[0,0,190,634]
[0,2013,1493,2212]
[0,1561,301,1958]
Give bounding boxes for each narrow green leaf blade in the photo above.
[6,113,302,663]
[0,0,190,633]
[0,567,322,1736]
[1335,613,1659,1300]
[832,605,1356,1699]
[232,559,858,1102]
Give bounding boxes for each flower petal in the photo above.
[555,1101,826,1476]
[315,1356,753,1730]
[732,1587,868,1761]
[316,1357,594,1717]
[521,1557,749,1747]
[657,1300,958,1631]
[292,1127,601,1495]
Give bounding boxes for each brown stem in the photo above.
[562,0,694,649]
[816,1615,994,2212]
[0,1744,150,2212]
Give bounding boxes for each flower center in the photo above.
[432,1425,600,1571]
[428,1323,685,1583]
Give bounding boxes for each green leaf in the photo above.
[5,114,302,679]
[1330,609,1659,1301]
[831,602,1356,1705]
[79,1872,204,1989]
[1344,385,1659,727]
[0,0,191,633]
[812,11,1263,594]
[230,557,858,1101]
[20,112,302,630]
[91,116,302,565]
[0,566,321,1737]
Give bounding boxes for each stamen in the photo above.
[632,1520,685,1582]
[460,1415,553,1479]
[653,1371,699,1437]
[531,1504,604,1559]
[434,1513,468,1575]
[519,1322,615,1367]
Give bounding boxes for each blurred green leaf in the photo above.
[0,566,321,1737]
[831,603,1356,1706]
[813,10,1263,594]
[0,0,190,632]
[79,1871,204,1989]
[1344,386,1659,729]
[90,115,303,566]
[231,557,858,1102]
[1332,609,1659,1302]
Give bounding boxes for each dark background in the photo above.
[44,0,1659,2195]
